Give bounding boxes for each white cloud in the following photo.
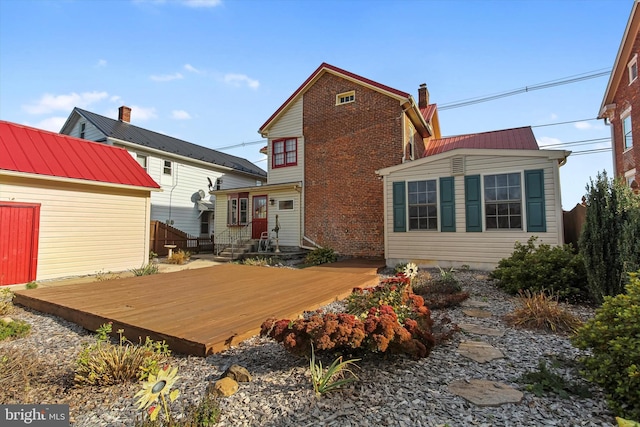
[110,95,122,103]
[150,72,184,82]
[22,91,109,115]
[184,64,201,74]
[129,105,158,121]
[181,0,222,7]
[550,113,558,120]
[537,136,563,148]
[171,110,192,120]
[29,117,68,132]
[574,121,594,130]
[223,73,259,89]
[96,59,107,68]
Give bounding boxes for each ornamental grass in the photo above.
[504,290,582,334]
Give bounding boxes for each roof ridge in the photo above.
[438,125,532,140]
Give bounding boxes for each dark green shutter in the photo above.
[525,169,546,232]
[392,181,406,232]
[465,175,482,232]
[440,177,456,232]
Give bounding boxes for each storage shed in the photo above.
[0,121,160,285]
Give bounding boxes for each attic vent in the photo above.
[451,156,465,175]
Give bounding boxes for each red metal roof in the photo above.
[259,63,411,133]
[0,121,160,189]
[420,104,437,122]
[424,126,539,157]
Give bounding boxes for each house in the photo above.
[212,63,441,258]
[60,107,267,243]
[0,121,160,285]
[599,0,640,187]
[377,127,570,270]
[213,63,569,269]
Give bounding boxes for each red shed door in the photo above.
[252,195,267,239]
[0,202,40,286]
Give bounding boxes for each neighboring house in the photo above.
[213,63,570,269]
[212,63,441,258]
[599,0,640,187]
[377,127,570,270]
[60,107,267,239]
[0,121,160,285]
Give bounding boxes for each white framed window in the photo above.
[406,122,415,160]
[336,90,355,105]
[625,168,637,187]
[163,160,173,175]
[629,54,638,84]
[623,112,633,150]
[80,122,86,139]
[278,200,294,210]
[408,180,438,230]
[484,173,522,230]
[136,154,148,171]
[227,192,249,225]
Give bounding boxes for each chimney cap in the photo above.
[419,83,427,88]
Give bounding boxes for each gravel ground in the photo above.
[0,270,615,427]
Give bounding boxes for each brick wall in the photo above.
[303,73,404,257]
[611,32,640,184]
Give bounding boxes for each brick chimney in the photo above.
[418,83,429,108]
[118,106,131,123]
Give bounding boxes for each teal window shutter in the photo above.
[465,175,482,232]
[440,177,456,232]
[525,169,546,232]
[392,181,406,232]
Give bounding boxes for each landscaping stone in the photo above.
[223,364,252,382]
[448,379,524,406]
[211,377,239,397]
[461,299,491,308]
[1,316,13,323]
[462,308,493,318]
[458,322,505,337]
[458,340,504,363]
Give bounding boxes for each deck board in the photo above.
[13,260,383,356]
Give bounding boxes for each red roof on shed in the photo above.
[0,121,159,189]
[424,126,539,157]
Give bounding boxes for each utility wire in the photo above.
[532,118,600,128]
[540,137,610,149]
[570,147,612,156]
[439,69,610,111]
[213,139,267,150]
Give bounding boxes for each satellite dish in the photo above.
[198,189,206,200]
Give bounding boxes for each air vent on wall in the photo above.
[451,156,465,175]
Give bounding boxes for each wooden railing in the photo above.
[150,221,213,256]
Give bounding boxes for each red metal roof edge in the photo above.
[259,63,411,133]
[0,120,160,189]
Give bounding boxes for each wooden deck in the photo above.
[13,260,384,356]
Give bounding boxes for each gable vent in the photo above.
[451,156,465,175]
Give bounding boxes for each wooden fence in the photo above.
[563,203,586,249]
[149,221,213,256]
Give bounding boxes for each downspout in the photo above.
[167,164,179,225]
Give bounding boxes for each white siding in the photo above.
[0,176,151,281]
[68,119,104,142]
[267,97,304,185]
[117,149,258,237]
[213,188,301,247]
[384,154,564,270]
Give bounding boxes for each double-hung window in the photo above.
[408,180,437,230]
[484,173,522,230]
[629,54,638,84]
[273,138,297,168]
[227,192,249,225]
[623,114,633,150]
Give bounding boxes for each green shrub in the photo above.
[519,359,591,399]
[75,323,171,386]
[130,264,159,276]
[304,247,337,266]
[490,236,588,302]
[413,270,469,309]
[579,172,640,303]
[25,281,37,290]
[0,318,31,341]
[572,272,640,419]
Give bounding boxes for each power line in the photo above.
[213,139,266,150]
[532,118,599,128]
[439,69,610,111]
[540,137,610,149]
[570,147,612,156]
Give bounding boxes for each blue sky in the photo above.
[0,0,633,209]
